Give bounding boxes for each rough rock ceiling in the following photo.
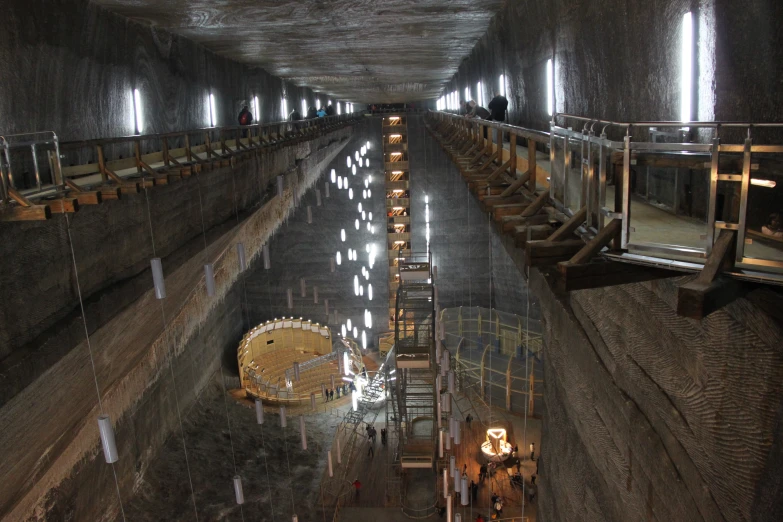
[92,0,505,103]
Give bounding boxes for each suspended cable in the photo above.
[196,174,245,522]
[143,184,200,521]
[63,213,127,522]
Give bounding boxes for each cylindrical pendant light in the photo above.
[325,183,330,198]
[316,189,322,206]
[338,176,343,190]
[434,265,439,279]
[455,514,462,522]
[293,362,301,381]
[327,450,334,477]
[311,392,316,411]
[293,515,298,522]
[299,416,307,450]
[443,349,451,372]
[97,415,119,463]
[331,168,336,183]
[330,374,335,389]
[321,383,326,397]
[324,298,329,316]
[277,175,284,197]
[436,392,442,428]
[263,243,271,269]
[460,476,469,505]
[233,475,245,504]
[450,455,456,477]
[445,431,451,450]
[442,468,448,498]
[255,399,264,424]
[300,278,306,297]
[337,438,342,463]
[237,243,247,271]
[287,288,293,309]
[331,258,336,272]
[454,470,460,492]
[313,286,319,304]
[448,370,455,395]
[450,416,456,436]
[280,406,287,427]
[204,263,216,296]
[307,206,313,224]
[454,419,461,445]
[439,429,445,458]
[150,258,166,299]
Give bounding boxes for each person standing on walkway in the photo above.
[479,463,487,482]
[330,389,334,401]
[352,478,361,498]
[488,92,508,122]
[367,441,374,458]
[530,442,535,461]
[325,389,330,402]
[381,428,387,445]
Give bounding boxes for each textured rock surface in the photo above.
[530,270,783,522]
[0,0,321,139]
[0,125,354,521]
[91,0,505,102]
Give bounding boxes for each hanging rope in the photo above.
[143,184,200,521]
[63,213,127,522]
[196,172,245,522]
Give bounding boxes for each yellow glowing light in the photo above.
[392,171,403,174]
[751,179,777,188]
[390,134,402,138]
[391,152,402,156]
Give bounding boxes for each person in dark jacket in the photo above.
[467,100,490,119]
[238,105,252,126]
[306,106,318,119]
[488,92,509,122]
[325,104,335,116]
[289,108,302,121]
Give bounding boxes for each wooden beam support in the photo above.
[492,203,529,220]
[568,219,622,265]
[63,180,103,205]
[520,190,550,217]
[546,206,588,242]
[0,204,51,221]
[526,239,585,267]
[499,171,532,198]
[502,213,551,233]
[676,229,742,319]
[557,260,679,292]
[514,224,556,248]
[7,188,34,207]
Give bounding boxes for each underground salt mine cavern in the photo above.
[1,1,783,521]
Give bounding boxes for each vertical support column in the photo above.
[706,137,720,255]
[735,137,752,263]
[621,134,632,248]
[526,137,535,191]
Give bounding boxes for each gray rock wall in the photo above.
[530,270,783,522]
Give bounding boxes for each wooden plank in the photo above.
[514,224,556,247]
[492,203,529,220]
[100,188,122,200]
[499,171,532,198]
[46,197,79,213]
[503,213,551,233]
[526,239,585,267]
[557,260,679,292]
[64,181,103,205]
[483,158,512,183]
[546,206,587,242]
[568,219,622,265]
[0,204,51,221]
[7,188,33,207]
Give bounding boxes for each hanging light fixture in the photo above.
[367,189,371,198]
[368,212,373,220]
[368,284,373,300]
[300,278,306,297]
[237,243,247,271]
[313,286,318,304]
[346,156,351,168]
[349,188,354,199]
[263,244,271,269]
[255,399,264,424]
[324,298,329,315]
[361,330,367,349]
[353,327,358,337]
[336,251,341,265]
[287,288,293,309]
[150,258,166,299]
[316,190,322,206]
[341,324,347,337]
[347,318,352,331]
[325,183,330,198]
[97,415,119,463]
[327,450,334,477]
[233,475,245,505]
[359,157,363,167]
[293,362,301,381]
[299,416,308,450]
[355,219,359,230]
[307,206,313,224]
[277,175,285,197]
[204,264,216,296]
[331,169,336,183]
[358,202,362,212]
[341,229,346,242]
[338,176,343,190]
[352,165,356,175]
[355,151,360,161]
[354,275,359,296]
[280,406,287,427]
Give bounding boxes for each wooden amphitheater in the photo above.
[237,318,357,404]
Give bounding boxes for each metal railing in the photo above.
[428,110,783,283]
[0,111,364,205]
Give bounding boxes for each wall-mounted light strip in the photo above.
[546,59,554,116]
[680,11,693,123]
[464,86,470,103]
[133,88,143,134]
[302,98,308,118]
[210,93,219,127]
[281,97,288,120]
[253,95,260,123]
[476,81,483,107]
[499,74,506,98]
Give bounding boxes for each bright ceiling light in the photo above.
[336,251,342,265]
[341,229,346,242]
[349,188,354,199]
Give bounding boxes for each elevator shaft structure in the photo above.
[392,252,436,469]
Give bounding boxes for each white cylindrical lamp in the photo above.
[150,258,166,299]
[97,414,118,463]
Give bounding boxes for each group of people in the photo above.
[365,424,387,458]
[288,104,336,122]
[457,93,509,123]
[324,382,355,402]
